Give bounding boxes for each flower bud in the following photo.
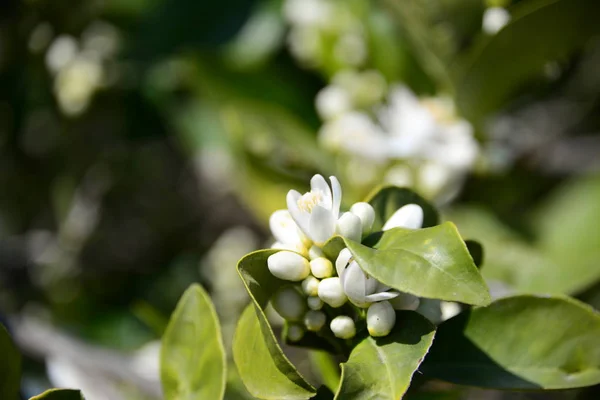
[307,296,323,310]
[389,292,420,311]
[304,310,326,332]
[271,286,306,322]
[350,202,375,233]
[268,251,311,281]
[330,316,356,339]
[310,257,333,278]
[336,212,362,242]
[301,276,320,296]
[308,245,324,260]
[318,277,347,308]
[270,241,309,258]
[287,324,305,342]
[367,301,396,337]
[382,204,423,231]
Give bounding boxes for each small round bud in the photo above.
[304,310,326,332]
[389,292,420,311]
[310,257,333,278]
[318,277,347,308]
[367,301,396,337]
[330,316,356,339]
[308,245,324,260]
[336,212,362,242]
[301,276,320,296]
[307,296,323,310]
[350,202,375,233]
[287,324,305,342]
[268,251,310,281]
[271,286,306,322]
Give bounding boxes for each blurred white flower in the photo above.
[315,85,352,120]
[304,310,327,331]
[287,324,305,341]
[54,56,103,116]
[336,248,399,308]
[287,174,342,245]
[482,7,511,35]
[334,31,367,67]
[46,35,78,74]
[283,0,332,27]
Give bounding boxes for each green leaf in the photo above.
[464,240,484,269]
[456,0,600,120]
[366,186,439,232]
[234,250,317,399]
[421,295,600,389]
[233,305,315,400]
[161,284,226,400]
[0,324,21,400]
[309,351,341,393]
[338,223,491,306]
[335,311,436,399]
[29,389,85,400]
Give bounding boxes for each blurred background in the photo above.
[1,0,599,399]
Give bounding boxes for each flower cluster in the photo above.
[267,174,424,340]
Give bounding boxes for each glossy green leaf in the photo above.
[161,284,226,400]
[335,311,436,399]
[29,389,84,400]
[0,324,21,400]
[421,295,600,389]
[233,305,315,400]
[366,186,439,232]
[456,0,600,120]
[337,223,490,306]
[309,351,341,393]
[234,250,316,399]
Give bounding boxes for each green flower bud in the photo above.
[367,301,396,337]
[307,296,323,310]
[271,286,306,321]
[330,315,356,339]
[287,324,305,342]
[268,251,310,281]
[304,310,326,332]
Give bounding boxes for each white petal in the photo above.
[382,204,424,230]
[329,175,342,219]
[287,190,310,234]
[341,262,368,307]
[335,248,352,278]
[310,174,332,209]
[269,209,302,245]
[308,204,335,244]
[365,291,400,302]
[335,212,362,242]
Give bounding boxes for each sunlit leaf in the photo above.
[234,250,317,399]
[29,389,85,400]
[421,295,600,389]
[161,284,226,400]
[0,324,21,400]
[335,311,436,399]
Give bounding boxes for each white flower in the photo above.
[336,248,399,308]
[271,286,307,321]
[301,276,320,296]
[382,204,424,231]
[310,257,333,278]
[307,296,323,310]
[330,316,356,339]
[317,277,347,308]
[316,85,352,120]
[287,174,342,245]
[283,0,332,27]
[269,209,309,255]
[304,310,326,331]
[482,7,510,35]
[349,202,375,233]
[287,324,305,341]
[267,251,311,281]
[367,301,396,337]
[335,212,362,242]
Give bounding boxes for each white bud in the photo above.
[336,212,362,242]
[441,301,461,321]
[268,251,311,281]
[270,241,309,258]
[318,277,347,308]
[367,301,396,337]
[307,296,323,310]
[382,204,424,231]
[301,276,320,296]
[287,324,305,342]
[271,286,306,321]
[304,310,326,332]
[350,202,375,233]
[330,316,356,339]
[308,245,324,260]
[310,257,333,278]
